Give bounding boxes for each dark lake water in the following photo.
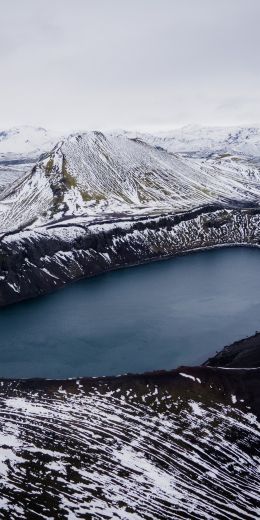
[0,247,260,378]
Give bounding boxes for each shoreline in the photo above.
[0,329,259,385]
[1,204,260,306]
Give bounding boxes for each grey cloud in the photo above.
[0,0,259,131]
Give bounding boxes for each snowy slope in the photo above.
[60,131,260,209]
[0,367,260,519]
[1,130,260,235]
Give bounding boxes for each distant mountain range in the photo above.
[0,126,60,191]
[1,124,260,159]
[0,125,60,160]
[122,125,260,158]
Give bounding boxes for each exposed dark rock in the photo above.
[204,331,260,368]
[1,204,260,306]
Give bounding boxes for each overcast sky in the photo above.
[0,0,259,131]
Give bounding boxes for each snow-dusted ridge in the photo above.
[0,366,259,519]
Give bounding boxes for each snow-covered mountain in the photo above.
[0,124,260,192]
[0,130,260,235]
[1,123,260,162]
[119,125,260,158]
[0,126,61,191]
[0,125,60,159]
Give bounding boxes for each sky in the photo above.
[0,0,260,132]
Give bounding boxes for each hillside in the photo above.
[0,366,260,519]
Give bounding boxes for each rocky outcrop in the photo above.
[1,204,260,306]
[205,331,260,368]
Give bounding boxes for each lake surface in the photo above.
[0,247,260,378]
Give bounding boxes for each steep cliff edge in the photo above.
[1,205,260,305]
